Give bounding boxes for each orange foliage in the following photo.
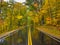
[33,3,38,8]
[46,17,51,21]
[0,19,4,25]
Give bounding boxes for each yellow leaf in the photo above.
[17,15,23,19]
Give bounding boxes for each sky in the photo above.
[4,0,26,3]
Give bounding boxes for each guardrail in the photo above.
[0,25,28,45]
[36,27,60,45]
[0,25,28,39]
